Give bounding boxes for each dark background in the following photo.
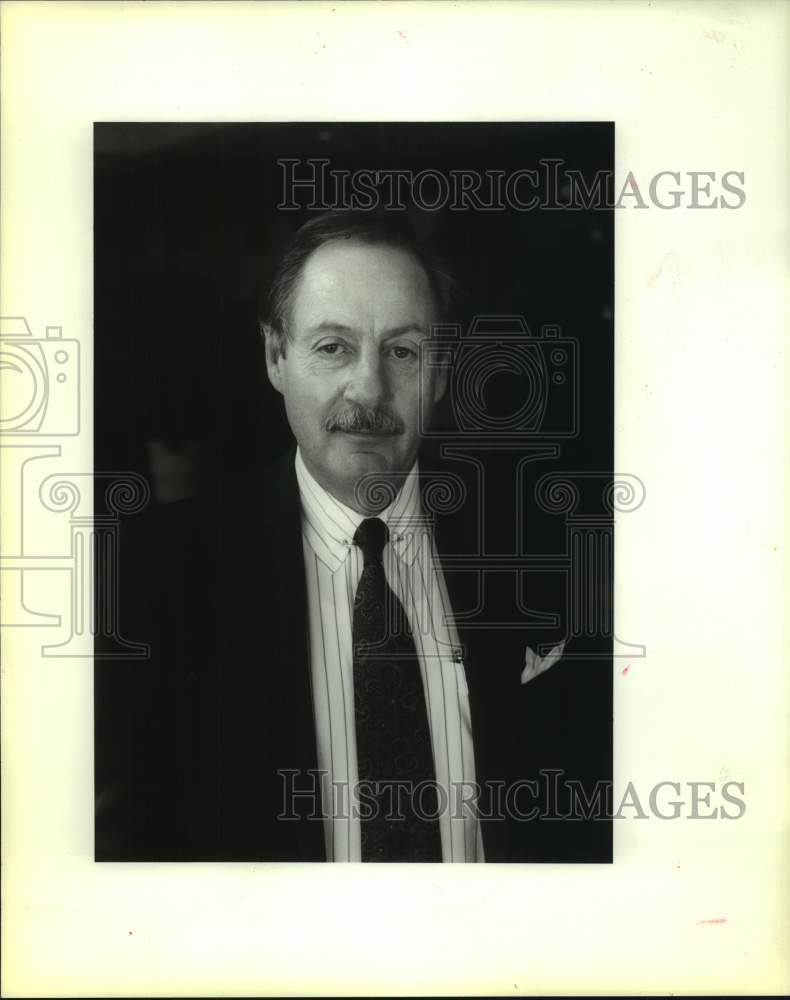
[94,123,614,861]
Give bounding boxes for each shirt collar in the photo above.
[295,447,428,572]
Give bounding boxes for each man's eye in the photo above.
[389,345,417,360]
[317,342,345,355]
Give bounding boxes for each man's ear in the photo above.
[262,324,285,396]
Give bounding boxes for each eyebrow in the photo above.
[305,321,427,339]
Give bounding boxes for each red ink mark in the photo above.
[398,30,409,42]
[698,918,727,925]
[621,665,631,676]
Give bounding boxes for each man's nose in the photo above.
[343,350,388,408]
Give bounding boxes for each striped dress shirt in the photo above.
[294,448,484,862]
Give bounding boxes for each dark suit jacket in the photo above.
[95,444,612,862]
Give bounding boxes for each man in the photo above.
[96,211,608,863]
[260,212,482,862]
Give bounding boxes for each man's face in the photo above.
[265,239,447,512]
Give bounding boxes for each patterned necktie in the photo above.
[352,517,442,862]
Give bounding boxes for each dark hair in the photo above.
[259,210,458,356]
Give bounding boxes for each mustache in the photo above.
[325,404,404,435]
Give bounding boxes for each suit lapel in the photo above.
[236,448,325,860]
[261,449,326,861]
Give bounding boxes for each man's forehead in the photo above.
[289,239,438,331]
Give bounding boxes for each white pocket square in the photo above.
[521,641,566,685]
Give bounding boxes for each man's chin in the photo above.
[322,435,412,509]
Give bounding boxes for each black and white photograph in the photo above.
[94,122,614,864]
